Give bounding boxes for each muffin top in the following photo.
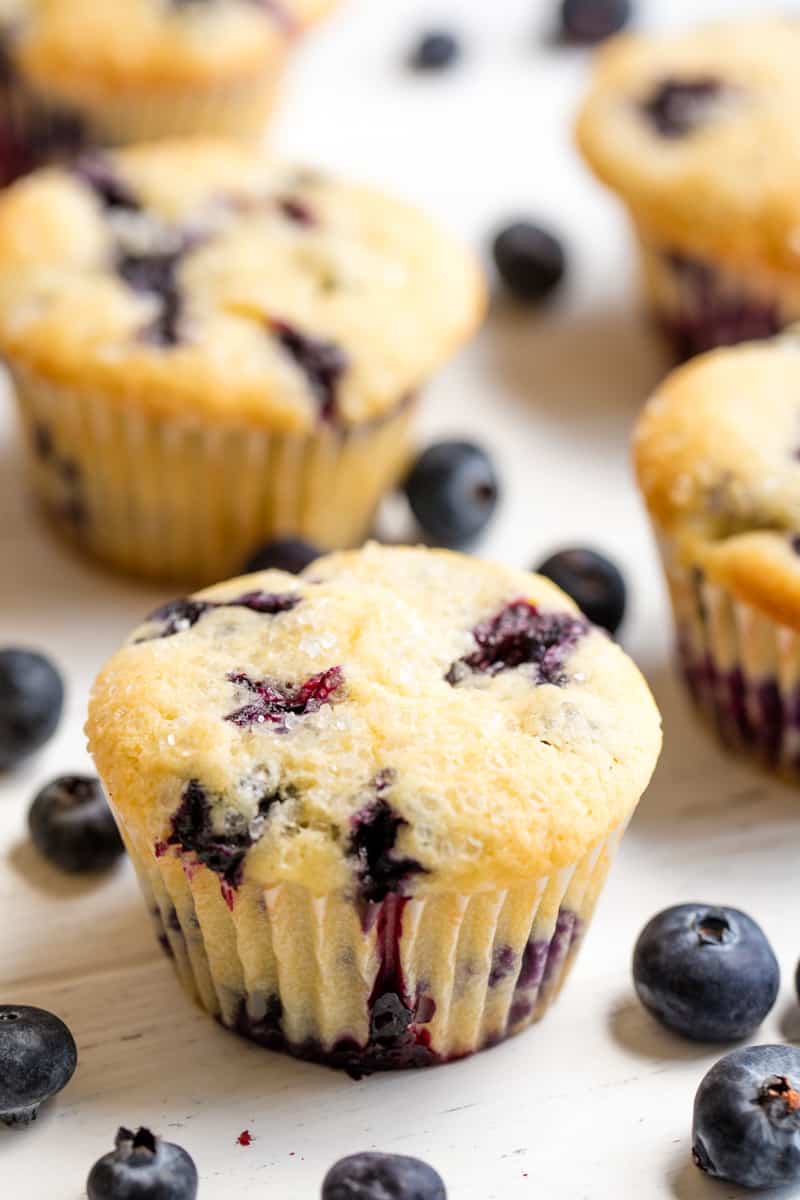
[635,337,800,627]
[0,0,333,93]
[576,19,800,271]
[0,141,485,430]
[87,544,661,899]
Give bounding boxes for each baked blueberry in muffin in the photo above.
[88,544,661,1073]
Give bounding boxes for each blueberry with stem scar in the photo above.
[0,1006,77,1127]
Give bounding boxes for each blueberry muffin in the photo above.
[86,543,662,1073]
[0,0,334,183]
[0,141,485,582]
[576,19,800,359]
[635,335,800,776]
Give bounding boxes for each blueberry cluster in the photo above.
[633,903,800,1189]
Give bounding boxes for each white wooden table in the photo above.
[2,2,799,1196]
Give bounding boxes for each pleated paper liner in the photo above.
[131,822,626,1074]
[660,534,800,777]
[635,224,800,360]
[11,364,416,584]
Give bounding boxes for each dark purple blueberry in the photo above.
[535,548,626,634]
[633,904,779,1042]
[559,0,632,44]
[492,221,566,303]
[642,78,725,139]
[166,778,284,889]
[242,537,320,575]
[693,1046,800,1189]
[0,1005,77,1127]
[404,441,499,549]
[33,425,54,461]
[272,322,348,421]
[277,196,316,226]
[0,648,64,771]
[489,945,517,987]
[87,1127,198,1200]
[226,666,343,730]
[225,590,300,615]
[73,154,139,211]
[117,248,184,347]
[322,1152,446,1200]
[660,251,781,359]
[348,771,424,903]
[28,775,124,873]
[408,30,462,71]
[139,599,213,640]
[137,591,299,642]
[370,994,413,1044]
[446,600,587,686]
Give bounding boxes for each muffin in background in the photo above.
[86,544,662,1073]
[0,140,485,582]
[635,335,800,776]
[577,19,800,360]
[0,0,335,183]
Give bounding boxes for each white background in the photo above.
[2,1,800,1197]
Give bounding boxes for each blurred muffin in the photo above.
[577,19,800,359]
[635,335,800,775]
[0,0,335,182]
[0,140,485,582]
[87,544,662,1072]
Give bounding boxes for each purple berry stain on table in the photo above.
[446,598,587,686]
[225,665,344,731]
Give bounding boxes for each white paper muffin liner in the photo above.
[10,364,417,584]
[659,534,800,775]
[128,823,627,1073]
[0,48,289,179]
[635,225,800,360]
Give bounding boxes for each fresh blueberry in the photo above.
[0,649,64,772]
[28,775,125,872]
[633,904,779,1042]
[0,1005,77,1127]
[87,1127,198,1200]
[404,441,499,549]
[558,0,632,44]
[492,221,566,304]
[408,31,461,71]
[242,537,320,575]
[693,1045,800,1188]
[535,548,626,634]
[322,1152,446,1199]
